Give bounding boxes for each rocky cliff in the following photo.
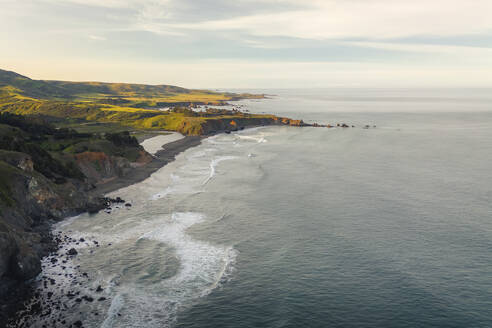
[74,150,152,186]
[0,116,154,325]
[181,116,307,135]
[0,153,102,323]
[0,149,152,324]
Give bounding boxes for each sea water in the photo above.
[26,89,492,327]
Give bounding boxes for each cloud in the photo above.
[18,1,492,41]
[88,35,106,41]
[3,0,492,87]
[347,41,492,61]
[41,0,144,8]
[142,0,492,40]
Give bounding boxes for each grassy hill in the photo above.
[0,69,285,135]
[0,68,260,106]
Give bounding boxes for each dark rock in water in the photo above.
[98,297,107,301]
[125,203,132,207]
[82,296,94,302]
[73,320,83,327]
[79,238,85,242]
[88,197,116,214]
[96,285,103,292]
[115,197,125,203]
[67,248,78,256]
[225,130,231,134]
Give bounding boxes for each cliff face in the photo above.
[0,159,86,275]
[74,150,153,186]
[0,117,154,324]
[0,146,154,324]
[178,116,307,135]
[0,147,152,285]
[0,152,105,322]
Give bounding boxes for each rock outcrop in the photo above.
[74,150,152,186]
[0,147,152,325]
[185,116,308,135]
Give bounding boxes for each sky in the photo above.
[1,0,492,88]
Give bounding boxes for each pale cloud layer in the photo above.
[146,0,492,39]
[1,0,491,87]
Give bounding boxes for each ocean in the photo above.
[25,89,492,327]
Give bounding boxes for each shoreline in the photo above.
[92,135,203,196]
[5,134,203,327]
[91,123,285,196]
[6,124,292,326]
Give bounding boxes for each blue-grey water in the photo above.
[25,89,492,327]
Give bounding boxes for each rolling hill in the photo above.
[0,69,294,136]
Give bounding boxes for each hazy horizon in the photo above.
[2,0,492,89]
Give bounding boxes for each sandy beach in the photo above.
[92,135,202,196]
[140,132,185,155]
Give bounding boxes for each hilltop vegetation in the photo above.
[0,68,260,105]
[0,69,307,136]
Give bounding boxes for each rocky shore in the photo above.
[1,117,362,327]
[0,134,203,327]
[92,136,203,196]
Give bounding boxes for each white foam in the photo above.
[141,213,236,292]
[203,156,236,185]
[101,294,125,328]
[151,186,175,200]
[105,212,237,327]
[25,127,244,327]
[237,135,267,143]
[57,214,82,228]
[25,210,237,328]
[205,136,235,146]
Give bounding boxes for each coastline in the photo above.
[4,134,203,327]
[92,135,202,196]
[5,124,304,326]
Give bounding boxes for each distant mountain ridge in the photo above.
[0,69,191,100]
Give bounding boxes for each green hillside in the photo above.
[0,69,274,135]
[0,69,260,106]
